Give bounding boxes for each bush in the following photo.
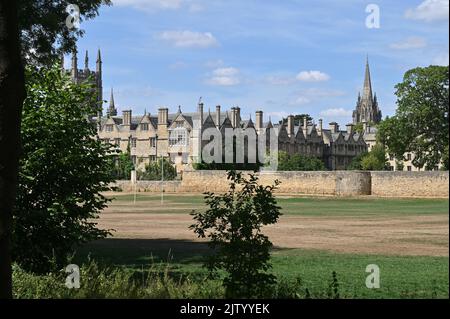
[138,158,177,181]
[190,171,282,298]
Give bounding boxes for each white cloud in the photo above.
[206,67,241,86]
[405,0,449,22]
[319,108,352,117]
[296,70,330,82]
[432,52,450,65]
[158,30,219,48]
[390,36,427,50]
[290,96,311,105]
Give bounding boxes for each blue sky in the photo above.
[68,0,449,126]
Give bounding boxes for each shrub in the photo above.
[190,170,282,298]
[138,158,177,181]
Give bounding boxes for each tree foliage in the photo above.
[18,0,112,65]
[190,171,282,298]
[138,158,177,181]
[277,151,326,171]
[111,152,134,180]
[377,66,449,170]
[347,144,387,171]
[13,65,116,273]
[279,114,312,126]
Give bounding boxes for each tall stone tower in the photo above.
[61,46,103,117]
[352,57,382,124]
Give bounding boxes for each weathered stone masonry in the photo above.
[113,170,449,198]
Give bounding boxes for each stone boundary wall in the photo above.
[371,171,449,198]
[113,170,449,198]
[113,180,182,193]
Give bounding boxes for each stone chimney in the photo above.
[216,105,221,128]
[318,119,323,136]
[329,122,339,134]
[287,115,295,137]
[123,110,132,126]
[197,101,204,127]
[231,107,236,128]
[235,107,241,127]
[303,117,308,137]
[158,107,168,125]
[346,124,354,135]
[255,110,263,131]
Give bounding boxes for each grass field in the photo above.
[70,193,450,298]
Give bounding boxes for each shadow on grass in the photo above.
[74,238,211,270]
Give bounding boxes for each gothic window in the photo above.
[141,123,149,131]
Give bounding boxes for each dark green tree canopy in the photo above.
[279,114,312,126]
[378,65,449,170]
[277,151,326,171]
[18,0,112,65]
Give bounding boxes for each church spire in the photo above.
[107,88,117,117]
[84,50,89,70]
[362,56,373,101]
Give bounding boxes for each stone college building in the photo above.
[63,49,412,173]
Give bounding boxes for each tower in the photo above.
[84,50,89,71]
[71,48,78,80]
[352,57,382,124]
[96,49,103,116]
[107,88,117,117]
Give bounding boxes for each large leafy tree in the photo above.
[378,66,449,170]
[13,65,116,274]
[0,0,110,298]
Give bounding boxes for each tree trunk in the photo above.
[0,0,25,299]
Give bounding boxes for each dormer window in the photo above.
[141,123,149,131]
[105,124,114,132]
